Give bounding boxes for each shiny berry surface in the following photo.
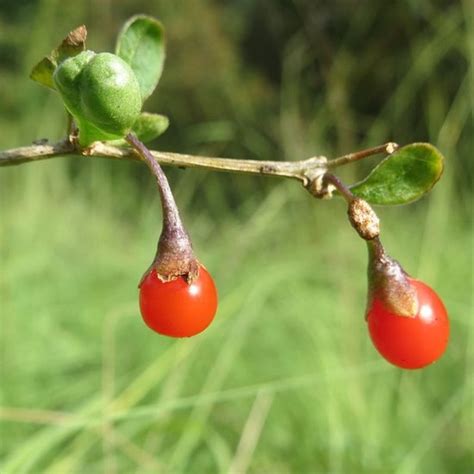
[367,278,449,369]
[139,265,217,337]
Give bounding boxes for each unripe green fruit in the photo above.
[79,53,141,135]
[54,51,142,143]
[53,50,95,120]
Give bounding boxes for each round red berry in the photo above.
[139,265,218,337]
[367,278,449,369]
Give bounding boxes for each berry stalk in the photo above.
[366,237,418,318]
[326,142,399,168]
[322,173,418,318]
[323,173,380,240]
[126,132,199,283]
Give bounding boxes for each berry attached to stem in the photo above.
[366,237,418,318]
[322,173,449,369]
[139,266,217,337]
[126,133,218,337]
[126,133,199,283]
[366,238,449,369]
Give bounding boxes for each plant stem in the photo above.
[125,133,183,233]
[327,142,398,168]
[125,133,198,282]
[367,236,385,260]
[323,173,355,203]
[0,141,396,186]
[0,140,399,202]
[0,141,327,185]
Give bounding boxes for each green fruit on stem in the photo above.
[79,53,141,135]
[53,50,95,119]
[53,51,142,145]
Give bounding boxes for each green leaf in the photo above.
[30,25,87,90]
[30,57,57,89]
[132,113,169,142]
[76,118,122,147]
[350,143,445,205]
[107,113,169,145]
[116,15,165,102]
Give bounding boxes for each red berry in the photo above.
[139,265,218,337]
[367,278,449,369]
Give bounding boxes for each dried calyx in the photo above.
[146,214,199,284]
[126,133,200,285]
[366,237,418,318]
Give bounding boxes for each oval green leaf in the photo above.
[115,15,165,102]
[132,113,169,143]
[77,118,121,146]
[350,143,445,205]
[107,113,169,145]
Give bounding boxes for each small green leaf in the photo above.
[77,118,119,146]
[107,113,169,145]
[350,143,445,205]
[132,113,169,142]
[116,15,165,102]
[30,57,57,89]
[30,25,87,90]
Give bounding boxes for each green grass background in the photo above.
[0,0,472,472]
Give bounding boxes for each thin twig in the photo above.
[327,142,398,168]
[0,140,327,186]
[125,133,183,231]
[323,173,355,202]
[0,140,396,193]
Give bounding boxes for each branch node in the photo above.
[304,157,331,198]
[307,175,336,199]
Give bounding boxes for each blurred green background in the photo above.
[0,1,472,472]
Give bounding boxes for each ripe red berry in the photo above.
[139,265,218,337]
[367,278,449,369]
